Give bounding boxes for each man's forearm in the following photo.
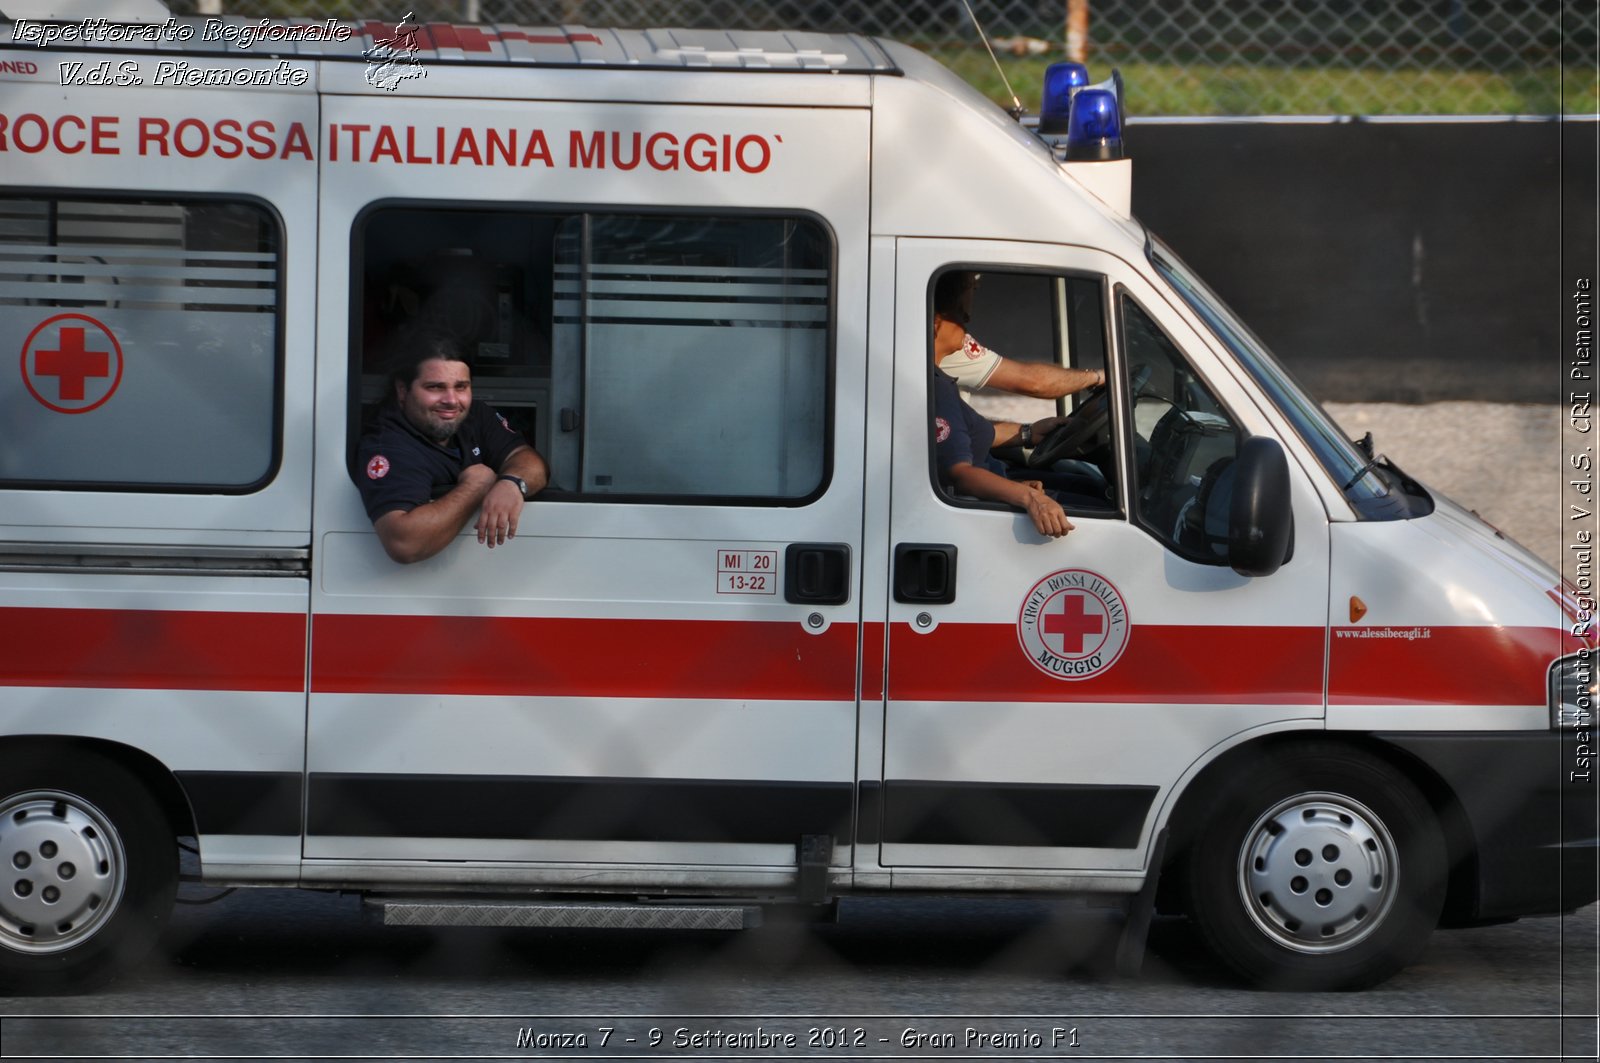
[374,478,495,563]
[947,463,1073,538]
[989,359,1105,400]
[991,421,1024,448]
[949,462,1031,509]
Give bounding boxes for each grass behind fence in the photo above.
[931,47,1596,117]
[146,0,1600,116]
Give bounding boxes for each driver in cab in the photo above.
[933,294,1076,539]
[936,271,1106,398]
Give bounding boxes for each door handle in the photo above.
[785,543,851,605]
[893,543,958,604]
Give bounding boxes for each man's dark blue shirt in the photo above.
[357,402,526,522]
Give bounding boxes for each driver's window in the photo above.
[1122,295,1241,562]
[931,268,1118,513]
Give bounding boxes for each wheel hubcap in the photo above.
[0,791,126,954]
[1237,791,1398,954]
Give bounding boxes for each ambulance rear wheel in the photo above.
[1184,745,1444,990]
[0,750,177,994]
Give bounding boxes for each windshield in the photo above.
[1148,238,1405,512]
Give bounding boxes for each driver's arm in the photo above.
[983,359,1106,400]
[946,461,1075,538]
[991,416,1071,450]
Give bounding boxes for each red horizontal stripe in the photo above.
[0,607,306,692]
[358,23,605,51]
[423,24,463,52]
[312,614,858,700]
[889,623,1325,704]
[1329,625,1562,706]
[498,29,605,46]
[861,621,886,702]
[447,25,494,53]
[3,605,1557,709]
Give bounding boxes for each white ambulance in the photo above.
[0,12,1592,993]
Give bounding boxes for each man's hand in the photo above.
[474,445,547,549]
[474,471,523,548]
[1019,482,1074,538]
[946,466,1075,540]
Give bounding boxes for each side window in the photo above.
[1123,295,1241,562]
[933,268,1116,511]
[352,207,831,503]
[1,196,282,491]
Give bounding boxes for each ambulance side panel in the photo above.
[864,64,1333,886]
[1327,515,1559,731]
[879,240,1333,885]
[304,86,873,887]
[0,64,318,876]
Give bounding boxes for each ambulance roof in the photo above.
[0,17,901,74]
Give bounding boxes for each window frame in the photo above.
[1115,287,1247,565]
[925,264,1123,520]
[0,189,287,495]
[346,199,838,508]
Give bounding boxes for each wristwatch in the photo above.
[497,473,528,499]
[1019,422,1033,447]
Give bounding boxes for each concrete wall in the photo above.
[1130,117,1597,404]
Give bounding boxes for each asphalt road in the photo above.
[2,888,1595,1061]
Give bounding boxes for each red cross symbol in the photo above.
[1043,592,1105,655]
[36,327,108,400]
[20,313,123,414]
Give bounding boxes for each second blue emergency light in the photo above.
[1064,85,1125,161]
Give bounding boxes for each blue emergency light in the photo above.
[1037,61,1090,135]
[1064,87,1124,161]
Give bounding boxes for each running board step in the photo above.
[366,897,763,931]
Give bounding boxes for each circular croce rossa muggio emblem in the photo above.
[1018,569,1131,680]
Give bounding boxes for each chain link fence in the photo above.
[162,1,1598,114]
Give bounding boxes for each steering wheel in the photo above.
[1027,365,1151,469]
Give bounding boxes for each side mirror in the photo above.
[1229,436,1294,577]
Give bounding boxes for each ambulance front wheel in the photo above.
[1184,744,1445,990]
[0,749,178,994]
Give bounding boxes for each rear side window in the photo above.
[0,196,282,491]
[353,206,832,504]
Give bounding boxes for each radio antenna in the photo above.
[958,0,1025,119]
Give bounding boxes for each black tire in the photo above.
[1183,743,1445,990]
[0,749,177,994]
